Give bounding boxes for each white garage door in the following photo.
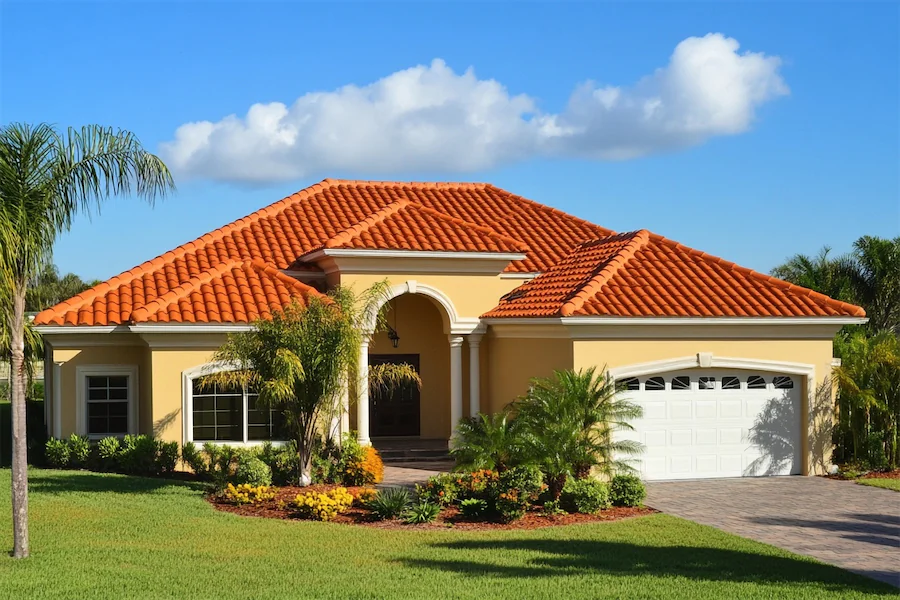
[616,370,802,480]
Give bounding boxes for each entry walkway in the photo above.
[380,461,453,489]
[647,477,900,587]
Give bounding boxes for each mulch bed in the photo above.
[824,468,900,481]
[209,484,655,530]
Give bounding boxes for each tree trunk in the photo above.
[548,472,567,501]
[297,434,312,487]
[9,284,29,558]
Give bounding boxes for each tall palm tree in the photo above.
[0,123,173,558]
[839,236,900,334]
[25,263,98,312]
[513,367,643,500]
[771,247,853,303]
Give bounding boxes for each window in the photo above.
[773,376,794,389]
[671,376,691,390]
[645,377,665,391]
[191,375,285,443]
[86,376,129,436]
[618,377,640,391]
[699,376,716,390]
[722,376,741,390]
[747,375,767,389]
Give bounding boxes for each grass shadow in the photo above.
[399,538,897,594]
[25,470,207,495]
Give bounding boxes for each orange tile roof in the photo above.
[483,231,866,319]
[33,179,864,327]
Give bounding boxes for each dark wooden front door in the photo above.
[369,354,420,437]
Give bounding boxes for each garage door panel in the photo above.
[615,370,801,480]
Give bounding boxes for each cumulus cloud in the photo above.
[161,33,788,183]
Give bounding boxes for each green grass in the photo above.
[0,470,896,599]
[857,478,900,492]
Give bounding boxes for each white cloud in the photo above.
[161,34,788,183]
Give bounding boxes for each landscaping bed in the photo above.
[209,483,655,530]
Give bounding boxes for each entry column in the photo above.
[468,334,482,417]
[357,336,371,446]
[449,335,464,444]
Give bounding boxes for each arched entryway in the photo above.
[354,282,484,448]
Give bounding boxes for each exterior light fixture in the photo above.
[387,325,400,348]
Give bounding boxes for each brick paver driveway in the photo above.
[647,477,900,587]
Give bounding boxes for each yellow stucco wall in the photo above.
[486,336,574,413]
[148,348,219,444]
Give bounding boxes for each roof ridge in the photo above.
[560,230,650,316]
[648,233,866,317]
[244,259,324,297]
[321,178,489,189]
[324,199,411,248]
[34,180,340,325]
[483,184,616,238]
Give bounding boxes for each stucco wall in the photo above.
[486,336,574,413]
[148,348,219,444]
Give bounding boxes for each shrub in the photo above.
[223,483,277,505]
[120,435,160,476]
[403,500,441,524]
[354,488,377,507]
[542,499,566,516]
[95,437,122,471]
[561,478,610,514]
[417,473,460,505]
[204,443,240,487]
[495,489,528,523]
[156,441,179,475]
[234,455,272,487]
[498,465,543,502]
[45,438,70,468]
[341,436,384,486]
[292,487,354,521]
[256,441,302,485]
[485,466,544,523]
[67,434,90,468]
[366,487,411,520]
[459,498,487,519]
[181,441,207,476]
[610,474,646,507]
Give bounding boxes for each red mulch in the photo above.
[209,484,655,530]
[824,468,900,481]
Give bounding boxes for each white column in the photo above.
[449,335,464,443]
[357,337,371,446]
[468,334,482,417]
[53,361,63,439]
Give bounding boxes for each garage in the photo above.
[616,370,802,480]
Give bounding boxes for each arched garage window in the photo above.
[189,374,285,443]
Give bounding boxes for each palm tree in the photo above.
[450,411,529,472]
[0,123,173,558]
[203,284,420,486]
[25,264,98,312]
[771,247,853,303]
[513,367,643,500]
[838,236,900,334]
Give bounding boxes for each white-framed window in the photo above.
[75,365,138,439]
[183,364,286,445]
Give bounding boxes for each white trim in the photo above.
[364,280,485,335]
[482,316,867,326]
[52,362,63,439]
[34,325,125,334]
[74,364,139,439]
[130,324,254,334]
[499,272,541,279]
[831,358,842,368]
[305,248,526,262]
[608,354,816,380]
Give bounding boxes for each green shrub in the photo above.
[417,473,461,505]
[233,455,272,487]
[67,434,90,468]
[367,487,411,520]
[120,435,160,476]
[610,474,646,507]
[156,441,179,475]
[181,441,207,476]
[542,499,566,516]
[486,466,544,522]
[45,438,70,468]
[339,434,368,486]
[204,443,240,487]
[403,500,441,524]
[561,478,610,514]
[459,498,487,519]
[95,437,121,471]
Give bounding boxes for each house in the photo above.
[33,179,866,480]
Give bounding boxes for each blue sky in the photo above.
[2,2,897,280]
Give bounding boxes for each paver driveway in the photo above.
[647,476,900,587]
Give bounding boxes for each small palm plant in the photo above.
[203,283,420,486]
[450,411,529,472]
[514,367,643,500]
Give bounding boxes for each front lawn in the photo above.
[857,478,900,492]
[0,470,895,599]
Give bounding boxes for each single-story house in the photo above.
[34,179,866,480]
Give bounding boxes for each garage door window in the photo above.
[699,376,716,390]
[773,376,794,389]
[645,377,665,391]
[618,377,639,391]
[722,376,740,390]
[747,375,767,389]
[671,376,690,390]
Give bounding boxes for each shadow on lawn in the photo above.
[28,471,206,495]
[399,539,895,594]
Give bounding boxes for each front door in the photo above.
[369,354,420,437]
